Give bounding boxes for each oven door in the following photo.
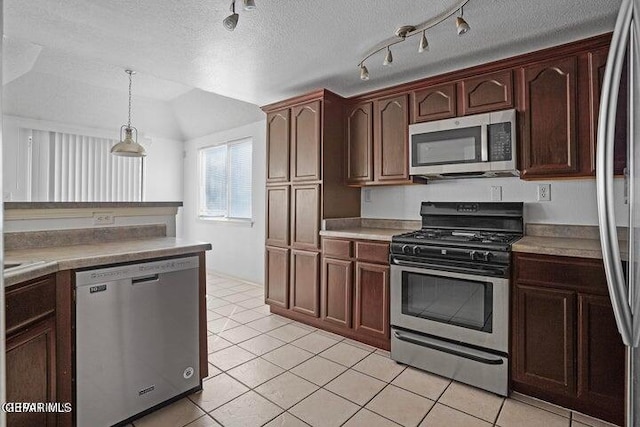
[390,263,509,353]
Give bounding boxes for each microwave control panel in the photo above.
[488,122,512,162]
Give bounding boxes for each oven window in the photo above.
[402,272,493,332]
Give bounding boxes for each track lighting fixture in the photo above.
[456,7,470,35]
[383,47,393,66]
[356,0,472,80]
[360,64,370,81]
[223,1,240,31]
[418,30,429,53]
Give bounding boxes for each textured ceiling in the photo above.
[4,0,622,108]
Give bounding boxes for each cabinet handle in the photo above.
[596,0,633,346]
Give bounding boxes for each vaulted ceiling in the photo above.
[2,0,622,139]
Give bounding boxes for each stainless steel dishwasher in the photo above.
[75,256,201,427]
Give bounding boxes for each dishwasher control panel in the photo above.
[76,256,200,286]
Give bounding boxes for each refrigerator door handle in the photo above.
[597,0,634,346]
[633,0,640,346]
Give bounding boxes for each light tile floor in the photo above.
[133,273,621,427]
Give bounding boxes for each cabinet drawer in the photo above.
[355,242,389,264]
[323,239,352,259]
[514,253,607,294]
[6,275,56,335]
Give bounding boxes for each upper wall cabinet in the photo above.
[346,102,374,184]
[374,94,410,182]
[291,100,322,182]
[460,70,514,115]
[519,57,579,179]
[266,109,290,183]
[411,83,457,123]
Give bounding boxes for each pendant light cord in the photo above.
[127,71,133,129]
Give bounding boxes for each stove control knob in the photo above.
[469,250,476,260]
[412,246,421,255]
[483,251,492,261]
[402,245,412,255]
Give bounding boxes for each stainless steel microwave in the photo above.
[409,109,518,179]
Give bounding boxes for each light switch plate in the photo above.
[490,186,502,202]
[537,184,551,202]
[93,212,115,225]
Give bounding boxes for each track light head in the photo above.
[223,1,239,31]
[243,0,256,10]
[360,64,370,81]
[418,31,429,53]
[456,8,470,35]
[383,47,393,66]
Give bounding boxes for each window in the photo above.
[27,128,143,202]
[199,139,252,220]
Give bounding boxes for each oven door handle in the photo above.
[393,330,504,365]
[391,259,507,280]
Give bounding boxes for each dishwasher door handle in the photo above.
[132,274,160,285]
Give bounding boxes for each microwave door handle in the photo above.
[480,124,489,162]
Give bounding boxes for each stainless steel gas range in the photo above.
[390,201,523,396]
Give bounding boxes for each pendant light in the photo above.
[359,63,370,81]
[418,30,429,53]
[383,47,393,66]
[111,70,146,157]
[223,1,239,31]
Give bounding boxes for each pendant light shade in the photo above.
[383,47,393,66]
[418,31,429,52]
[360,64,370,81]
[223,1,239,31]
[111,70,146,157]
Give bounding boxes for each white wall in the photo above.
[183,120,266,284]
[361,177,629,226]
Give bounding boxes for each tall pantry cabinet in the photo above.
[263,90,361,320]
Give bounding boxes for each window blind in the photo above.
[27,129,143,202]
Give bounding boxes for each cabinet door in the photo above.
[290,250,320,317]
[291,100,321,182]
[513,284,576,396]
[346,102,373,184]
[321,257,353,328]
[577,294,625,425]
[411,83,457,123]
[520,57,578,178]
[291,184,320,250]
[266,185,289,247]
[589,48,627,175]
[6,316,57,427]
[266,109,290,183]
[374,94,410,182]
[265,246,290,308]
[460,70,514,115]
[354,262,389,339]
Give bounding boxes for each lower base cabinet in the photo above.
[265,246,290,308]
[290,250,320,317]
[512,253,624,425]
[354,262,390,340]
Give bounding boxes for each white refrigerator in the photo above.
[597,0,640,426]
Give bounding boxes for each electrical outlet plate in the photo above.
[364,189,372,203]
[490,186,502,202]
[93,212,115,225]
[537,184,551,202]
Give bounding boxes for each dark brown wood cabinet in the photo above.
[266,185,289,247]
[265,246,290,308]
[346,102,373,184]
[263,90,361,322]
[266,109,290,183]
[519,57,579,178]
[291,184,320,250]
[354,261,390,340]
[374,95,410,183]
[412,83,457,122]
[460,70,514,115]
[291,100,321,182]
[290,250,320,317]
[319,237,390,349]
[512,253,624,425]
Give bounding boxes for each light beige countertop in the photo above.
[5,237,212,287]
[320,217,419,242]
[512,224,627,260]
